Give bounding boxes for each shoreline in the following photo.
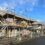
[16,36,45,45]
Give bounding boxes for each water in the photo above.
[16,36,45,45]
[0,36,45,45]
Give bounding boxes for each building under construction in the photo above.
[0,10,43,38]
[0,9,45,45]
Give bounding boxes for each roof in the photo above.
[0,10,38,23]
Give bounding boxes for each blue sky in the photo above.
[0,0,45,21]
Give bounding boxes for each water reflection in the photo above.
[16,36,45,45]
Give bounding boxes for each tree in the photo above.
[20,20,28,27]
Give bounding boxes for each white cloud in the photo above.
[18,0,25,5]
[15,0,38,12]
[0,0,39,15]
[26,7,33,12]
[0,6,7,16]
[23,0,38,6]
[0,2,8,9]
[37,20,41,22]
